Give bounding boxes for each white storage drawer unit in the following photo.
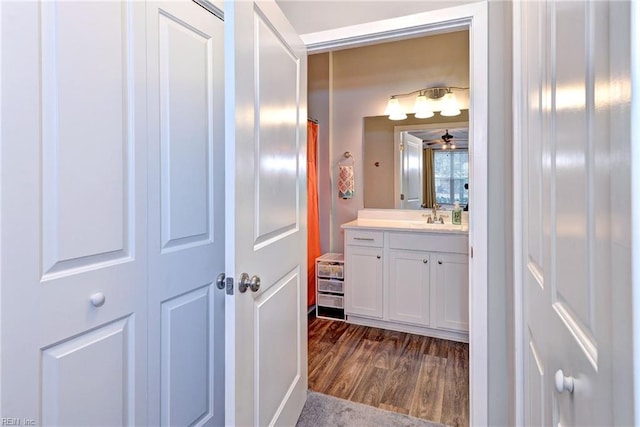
[315,253,345,320]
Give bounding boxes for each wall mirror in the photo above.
[363,111,470,210]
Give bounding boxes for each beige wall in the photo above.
[363,111,470,209]
[309,30,470,253]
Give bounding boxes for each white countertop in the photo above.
[341,218,469,234]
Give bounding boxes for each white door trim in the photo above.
[631,1,640,423]
[511,1,524,425]
[302,2,489,425]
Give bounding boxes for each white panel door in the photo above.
[517,0,621,424]
[146,1,225,426]
[224,1,308,426]
[400,133,424,209]
[0,1,147,425]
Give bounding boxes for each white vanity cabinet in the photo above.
[434,253,469,332]
[343,224,469,342]
[344,231,384,319]
[387,250,431,327]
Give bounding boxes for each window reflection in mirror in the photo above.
[362,111,470,210]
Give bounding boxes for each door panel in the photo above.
[41,1,133,274]
[518,0,616,425]
[160,285,214,426]
[1,1,148,424]
[225,1,308,425]
[147,1,225,426]
[525,334,544,427]
[159,11,214,249]
[255,270,302,426]
[42,317,134,426]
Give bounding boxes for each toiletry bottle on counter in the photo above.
[452,202,462,225]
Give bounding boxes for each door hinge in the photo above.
[226,277,234,295]
[399,142,404,151]
[470,246,474,258]
[400,194,405,200]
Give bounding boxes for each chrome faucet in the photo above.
[432,203,440,220]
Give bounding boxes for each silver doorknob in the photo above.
[239,273,261,293]
[90,292,106,308]
[216,273,226,290]
[554,369,574,393]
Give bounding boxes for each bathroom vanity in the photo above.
[341,209,469,343]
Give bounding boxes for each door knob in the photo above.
[216,273,226,290]
[90,292,106,308]
[554,369,574,393]
[423,259,428,264]
[239,273,261,293]
[438,260,443,264]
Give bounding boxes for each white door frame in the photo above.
[303,3,489,425]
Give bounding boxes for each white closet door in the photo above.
[0,1,148,425]
[516,0,625,425]
[146,1,225,426]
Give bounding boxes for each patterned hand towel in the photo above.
[338,164,354,199]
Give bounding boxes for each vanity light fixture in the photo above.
[385,86,467,120]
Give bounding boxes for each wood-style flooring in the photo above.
[308,317,469,427]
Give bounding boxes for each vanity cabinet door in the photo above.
[434,253,469,332]
[345,245,383,319]
[387,250,431,327]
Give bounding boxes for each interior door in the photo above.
[0,1,148,424]
[401,133,424,209]
[224,1,308,425]
[146,1,225,425]
[518,0,618,425]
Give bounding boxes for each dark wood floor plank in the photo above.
[410,355,447,421]
[441,342,470,427]
[348,366,389,407]
[370,328,404,370]
[378,333,425,411]
[424,335,451,359]
[308,323,367,392]
[323,334,378,399]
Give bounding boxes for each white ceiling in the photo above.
[275,0,478,36]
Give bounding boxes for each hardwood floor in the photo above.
[308,317,469,427]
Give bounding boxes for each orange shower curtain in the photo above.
[307,120,321,308]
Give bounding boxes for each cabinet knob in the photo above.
[376,255,381,259]
[423,259,428,264]
[438,260,443,264]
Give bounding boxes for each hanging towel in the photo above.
[338,164,355,199]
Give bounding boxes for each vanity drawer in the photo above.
[345,230,383,247]
[388,232,468,254]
